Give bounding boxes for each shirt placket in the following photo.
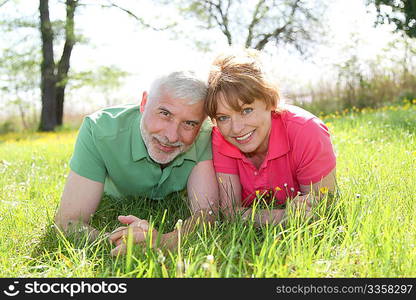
[243,157,269,196]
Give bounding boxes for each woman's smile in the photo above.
[234,129,255,144]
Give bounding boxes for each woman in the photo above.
[205,49,336,225]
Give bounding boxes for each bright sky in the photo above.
[72,0,398,108]
[1,0,401,115]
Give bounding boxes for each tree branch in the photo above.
[203,0,232,45]
[253,0,301,50]
[100,2,176,31]
[0,0,11,8]
[246,0,266,48]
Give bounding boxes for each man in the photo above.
[55,70,219,256]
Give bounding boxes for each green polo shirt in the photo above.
[69,104,212,200]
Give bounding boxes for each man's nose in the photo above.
[165,122,180,144]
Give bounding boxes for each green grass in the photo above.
[0,104,415,277]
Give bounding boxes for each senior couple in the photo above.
[55,49,336,256]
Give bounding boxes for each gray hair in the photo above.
[148,70,208,105]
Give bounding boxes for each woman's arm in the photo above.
[217,172,286,225]
[218,168,336,226]
[292,168,337,216]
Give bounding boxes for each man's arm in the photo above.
[108,160,220,255]
[153,160,221,247]
[187,160,219,216]
[55,170,104,240]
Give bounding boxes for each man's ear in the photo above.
[211,117,217,126]
[140,91,148,113]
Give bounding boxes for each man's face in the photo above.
[140,92,206,165]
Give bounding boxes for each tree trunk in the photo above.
[39,0,57,131]
[56,0,77,126]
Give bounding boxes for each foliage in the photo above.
[368,0,416,38]
[0,30,41,129]
[289,35,416,115]
[0,1,131,131]
[68,66,129,106]
[0,105,415,277]
[162,0,328,53]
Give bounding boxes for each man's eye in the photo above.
[216,116,229,122]
[160,110,170,117]
[183,121,197,130]
[242,108,253,115]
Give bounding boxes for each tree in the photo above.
[39,0,77,131]
[2,1,144,132]
[37,0,172,131]
[69,66,129,106]
[0,8,41,130]
[369,0,416,38]
[0,46,40,130]
[165,0,327,52]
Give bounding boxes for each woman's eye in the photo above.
[217,116,229,122]
[242,108,253,115]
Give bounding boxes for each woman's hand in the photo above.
[289,194,315,218]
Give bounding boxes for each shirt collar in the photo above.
[218,111,290,160]
[131,113,148,161]
[131,112,198,165]
[267,111,290,159]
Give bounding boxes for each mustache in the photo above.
[152,135,184,147]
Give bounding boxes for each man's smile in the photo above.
[153,137,181,153]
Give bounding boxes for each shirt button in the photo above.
[254,171,258,176]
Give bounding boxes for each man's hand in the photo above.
[108,215,158,256]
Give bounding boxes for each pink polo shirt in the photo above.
[212,105,336,207]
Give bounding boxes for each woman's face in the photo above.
[215,97,273,156]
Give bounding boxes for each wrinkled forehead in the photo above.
[154,94,206,121]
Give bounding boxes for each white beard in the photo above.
[140,116,190,165]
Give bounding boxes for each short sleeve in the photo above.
[69,117,107,183]
[194,121,213,162]
[292,118,336,185]
[212,127,239,174]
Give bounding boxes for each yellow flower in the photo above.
[275,186,281,191]
[255,190,260,197]
[319,187,329,194]
[58,253,73,268]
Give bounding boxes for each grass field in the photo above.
[0,103,415,277]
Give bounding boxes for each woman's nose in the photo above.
[230,117,245,135]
